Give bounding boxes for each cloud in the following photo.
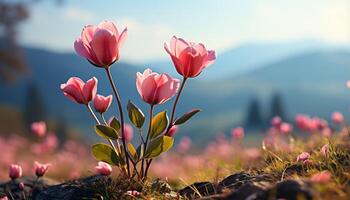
[113,18,174,62]
[62,7,95,23]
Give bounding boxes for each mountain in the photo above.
[1,46,350,145]
[148,40,331,80]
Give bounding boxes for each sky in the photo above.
[18,0,350,63]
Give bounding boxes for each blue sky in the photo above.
[19,0,350,63]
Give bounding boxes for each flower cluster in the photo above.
[60,20,216,179]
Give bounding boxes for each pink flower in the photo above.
[93,94,113,114]
[9,164,22,180]
[74,21,127,67]
[279,123,293,135]
[19,182,25,191]
[34,161,51,177]
[332,112,344,124]
[321,127,332,137]
[311,171,331,184]
[231,127,244,139]
[123,124,133,142]
[167,125,179,137]
[136,69,179,105]
[271,116,282,127]
[60,77,98,104]
[295,114,310,131]
[296,152,310,164]
[31,121,47,137]
[126,190,141,196]
[0,196,8,200]
[95,161,112,176]
[320,144,329,156]
[164,36,216,78]
[177,137,192,153]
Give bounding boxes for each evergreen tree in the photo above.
[24,82,46,128]
[245,97,263,127]
[269,93,286,120]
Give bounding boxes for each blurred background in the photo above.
[1,0,350,147]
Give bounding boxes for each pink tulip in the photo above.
[60,77,97,104]
[95,161,112,176]
[123,124,133,142]
[320,144,329,156]
[167,125,179,137]
[31,121,47,137]
[296,152,310,164]
[74,21,127,67]
[271,116,282,127]
[19,182,25,191]
[164,36,216,78]
[93,94,113,113]
[136,69,179,105]
[279,122,293,135]
[332,112,344,124]
[231,127,244,139]
[34,161,51,177]
[311,171,331,184]
[9,164,22,180]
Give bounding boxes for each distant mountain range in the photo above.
[1,42,350,144]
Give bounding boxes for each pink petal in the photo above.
[74,38,91,58]
[117,28,128,49]
[81,25,97,46]
[90,29,118,67]
[98,21,119,36]
[82,77,98,102]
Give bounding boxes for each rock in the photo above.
[179,182,216,199]
[257,180,314,200]
[0,176,57,200]
[218,182,266,200]
[217,172,251,191]
[35,175,107,200]
[151,178,172,194]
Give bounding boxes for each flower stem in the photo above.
[86,104,126,174]
[166,77,188,134]
[142,104,154,178]
[105,68,131,177]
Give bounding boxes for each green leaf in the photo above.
[127,143,137,161]
[127,101,145,128]
[150,111,168,139]
[109,117,121,132]
[136,144,144,161]
[145,136,174,158]
[91,143,120,166]
[174,109,201,125]
[94,124,119,140]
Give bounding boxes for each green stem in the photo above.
[144,77,188,177]
[105,68,131,177]
[86,104,126,174]
[166,77,187,134]
[142,104,154,178]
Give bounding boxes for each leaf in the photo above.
[127,143,137,161]
[150,111,168,139]
[127,101,145,128]
[174,109,201,125]
[145,136,174,158]
[136,144,144,161]
[91,143,120,166]
[109,117,121,132]
[95,125,119,140]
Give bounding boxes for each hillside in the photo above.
[1,47,350,144]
